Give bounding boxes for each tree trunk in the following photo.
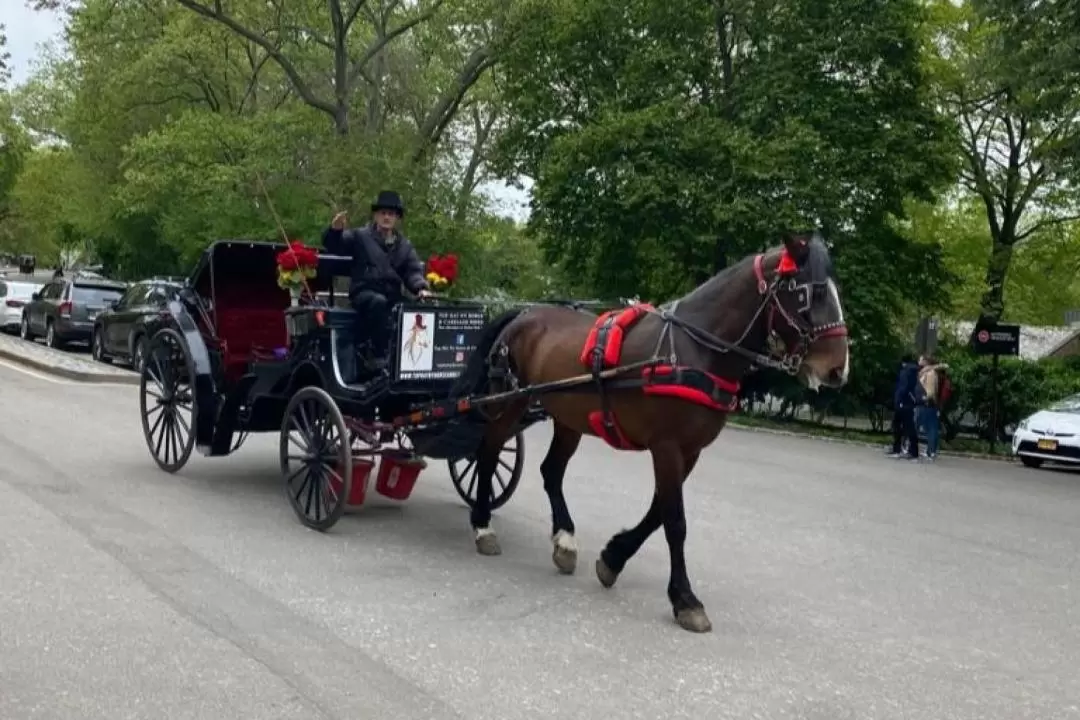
[978,235,1016,323]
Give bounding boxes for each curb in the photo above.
[727,420,1013,463]
[0,343,139,385]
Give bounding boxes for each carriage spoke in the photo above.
[174,406,191,436]
[287,464,310,495]
[498,458,514,474]
[161,412,172,465]
[493,469,508,494]
[153,412,168,459]
[169,413,185,463]
[466,465,479,499]
[304,468,316,518]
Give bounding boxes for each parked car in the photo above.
[1011,394,1080,469]
[20,274,128,349]
[0,279,43,333]
[91,278,183,368]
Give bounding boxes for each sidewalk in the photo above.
[0,333,138,384]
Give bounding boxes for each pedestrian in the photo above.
[887,353,920,460]
[915,355,949,460]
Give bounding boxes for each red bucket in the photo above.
[329,458,375,509]
[375,454,425,501]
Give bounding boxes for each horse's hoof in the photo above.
[475,531,501,556]
[552,530,578,574]
[552,546,578,574]
[595,557,618,588]
[674,607,712,633]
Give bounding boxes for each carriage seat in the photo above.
[213,287,289,381]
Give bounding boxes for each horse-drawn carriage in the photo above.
[138,240,544,530]
[139,232,851,634]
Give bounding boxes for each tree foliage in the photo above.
[926,0,1080,323]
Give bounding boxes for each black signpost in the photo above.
[969,320,1020,453]
[914,317,939,356]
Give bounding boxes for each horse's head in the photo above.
[755,230,849,390]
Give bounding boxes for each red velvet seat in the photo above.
[213,287,289,382]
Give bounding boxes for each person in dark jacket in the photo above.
[888,354,921,459]
[322,190,431,370]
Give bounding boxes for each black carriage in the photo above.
[138,240,545,530]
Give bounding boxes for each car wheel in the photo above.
[45,322,57,349]
[92,329,111,364]
[1020,455,1043,469]
[19,316,32,341]
[132,335,146,371]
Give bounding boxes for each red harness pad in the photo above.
[642,365,740,412]
[587,411,643,451]
[578,303,741,452]
[579,303,655,371]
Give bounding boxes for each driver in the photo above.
[322,190,432,371]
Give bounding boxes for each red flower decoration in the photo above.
[777,249,798,276]
[276,240,319,271]
[425,253,459,284]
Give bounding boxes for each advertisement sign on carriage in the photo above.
[395,305,486,381]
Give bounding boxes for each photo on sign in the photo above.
[399,312,435,373]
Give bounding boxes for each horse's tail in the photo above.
[448,307,528,399]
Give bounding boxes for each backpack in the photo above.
[937,371,953,408]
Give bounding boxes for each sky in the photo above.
[2,0,531,220]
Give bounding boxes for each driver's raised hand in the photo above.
[331,211,348,230]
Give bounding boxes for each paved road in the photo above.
[2,362,1079,720]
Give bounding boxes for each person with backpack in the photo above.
[915,355,951,460]
[888,354,922,460]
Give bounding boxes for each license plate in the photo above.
[1037,438,1058,451]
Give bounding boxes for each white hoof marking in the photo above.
[475,527,496,539]
[553,530,577,553]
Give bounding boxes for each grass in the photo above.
[727,412,1011,458]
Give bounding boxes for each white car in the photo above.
[0,279,42,333]
[1012,394,1080,469]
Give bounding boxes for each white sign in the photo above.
[399,311,435,374]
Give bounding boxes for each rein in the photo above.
[643,252,848,376]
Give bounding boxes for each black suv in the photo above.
[21,273,128,349]
[91,278,183,368]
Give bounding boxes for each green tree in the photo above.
[927,0,1080,323]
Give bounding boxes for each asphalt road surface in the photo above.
[2,360,1079,720]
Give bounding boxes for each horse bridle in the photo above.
[751,252,848,372]
[648,248,848,376]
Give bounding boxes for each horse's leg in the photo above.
[541,420,583,574]
[596,451,700,588]
[654,444,711,633]
[470,400,529,557]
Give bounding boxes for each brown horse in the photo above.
[450,231,850,632]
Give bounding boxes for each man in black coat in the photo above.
[322,191,431,370]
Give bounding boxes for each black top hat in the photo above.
[371,190,405,217]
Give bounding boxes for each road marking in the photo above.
[0,358,134,387]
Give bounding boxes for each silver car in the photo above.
[0,279,43,333]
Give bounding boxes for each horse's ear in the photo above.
[782,231,813,265]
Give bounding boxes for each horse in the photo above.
[449,230,850,633]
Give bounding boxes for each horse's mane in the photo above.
[674,250,763,308]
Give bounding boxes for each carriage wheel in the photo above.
[139,328,197,473]
[280,386,351,532]
[448,432,525,511]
